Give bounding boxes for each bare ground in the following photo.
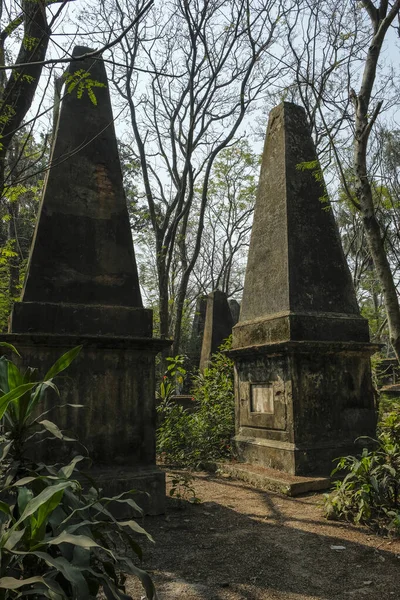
[125,468,400,600]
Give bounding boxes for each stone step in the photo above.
[213,462,331,496]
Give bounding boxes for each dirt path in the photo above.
[126,469,400,600]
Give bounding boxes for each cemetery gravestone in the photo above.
[189,295,208,369]
[200,290,234,371]
[229,299,241,326]
[4,47,170,513]
[230,102,377,477]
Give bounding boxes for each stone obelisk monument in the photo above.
[199,290,234,370]
[189,295,208,369]
[230,103,377,477]
[5,47,170,512]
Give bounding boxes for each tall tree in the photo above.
[92,0,295,353]
[0,1,153,328]
[0,1,76,191]
[352,1,400,360]
[0,130,48,330]
[0,0,76,328]
[283,0,400,360]
[191,140,258,299]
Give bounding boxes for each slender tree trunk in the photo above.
[172,277,189,356]
[358,178,400,358]
[353,1,400,362]
[158,274,169,339]
[7,203,20,298]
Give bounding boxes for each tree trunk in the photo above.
[352,1,400,362]
[7,203,20,299]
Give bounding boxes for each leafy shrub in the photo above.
[0,343,155,599]
[0,458,155,599]
[157,337,234,468]
[168,472,200,505]
[324,405,400,535]
[378,392,400,444]
[156,355,186,402]
[0,342,82,468]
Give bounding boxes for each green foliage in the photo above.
[0,131,46,332]
[22,36,39,52]
[296,160,329,205]
[0,463,155,599]
[0,344,82,464]
[63,70,106,106]
[156,355,186,402]
[197,141,258,299]
[0,105,16,127]
[0,346,156,599]
[157,337,235,468]
[324,405,400,535]
[168,472,200,505]
[335,161,400,351]
[12,73,35,85]
[379,400,400,446]
[0,242,18,332]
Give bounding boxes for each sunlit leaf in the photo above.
[0,342,21,356]
[0,382,37,419]
[44,346,82,380]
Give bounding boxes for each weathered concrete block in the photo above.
[231,342,377,475]
[3,333,168,513]
[11,302,152,337]
[212,462,330,496]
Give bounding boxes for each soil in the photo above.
[125,468,400,600]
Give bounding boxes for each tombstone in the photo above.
[199,290,233,371]
[189,295,208,365]
[3,47,170,513]
[229,299,241,326]
[230,102,377,477]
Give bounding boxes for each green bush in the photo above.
[324,403,400,535]
[156,354,187,402]
[0,343,155,599]
[0,343,82,467]
[156,337,235,468]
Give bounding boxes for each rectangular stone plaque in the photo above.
[251,384,274,413]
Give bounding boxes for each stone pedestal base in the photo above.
[212,462,330,496]
[233,435,373,477]
[1,333,170,513]
[10,301,152,337]
[89,467,166,516]
[230,340,378,477]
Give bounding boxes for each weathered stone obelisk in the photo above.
[229,299,241,326]
[189,295,208,368]
[230,103,377,477]
[4,47,170,512]
[200,290,233,370]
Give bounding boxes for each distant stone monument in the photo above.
[189,295,208,367]
[5,47,170,512]
[229,299,241,326]
[230,102,377,477]
[200,290,233,370]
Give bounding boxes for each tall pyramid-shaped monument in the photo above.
[231,103,377,477]
[4,47,169,513]
[11,46,147,337]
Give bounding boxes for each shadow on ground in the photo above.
[126,471,400,600]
